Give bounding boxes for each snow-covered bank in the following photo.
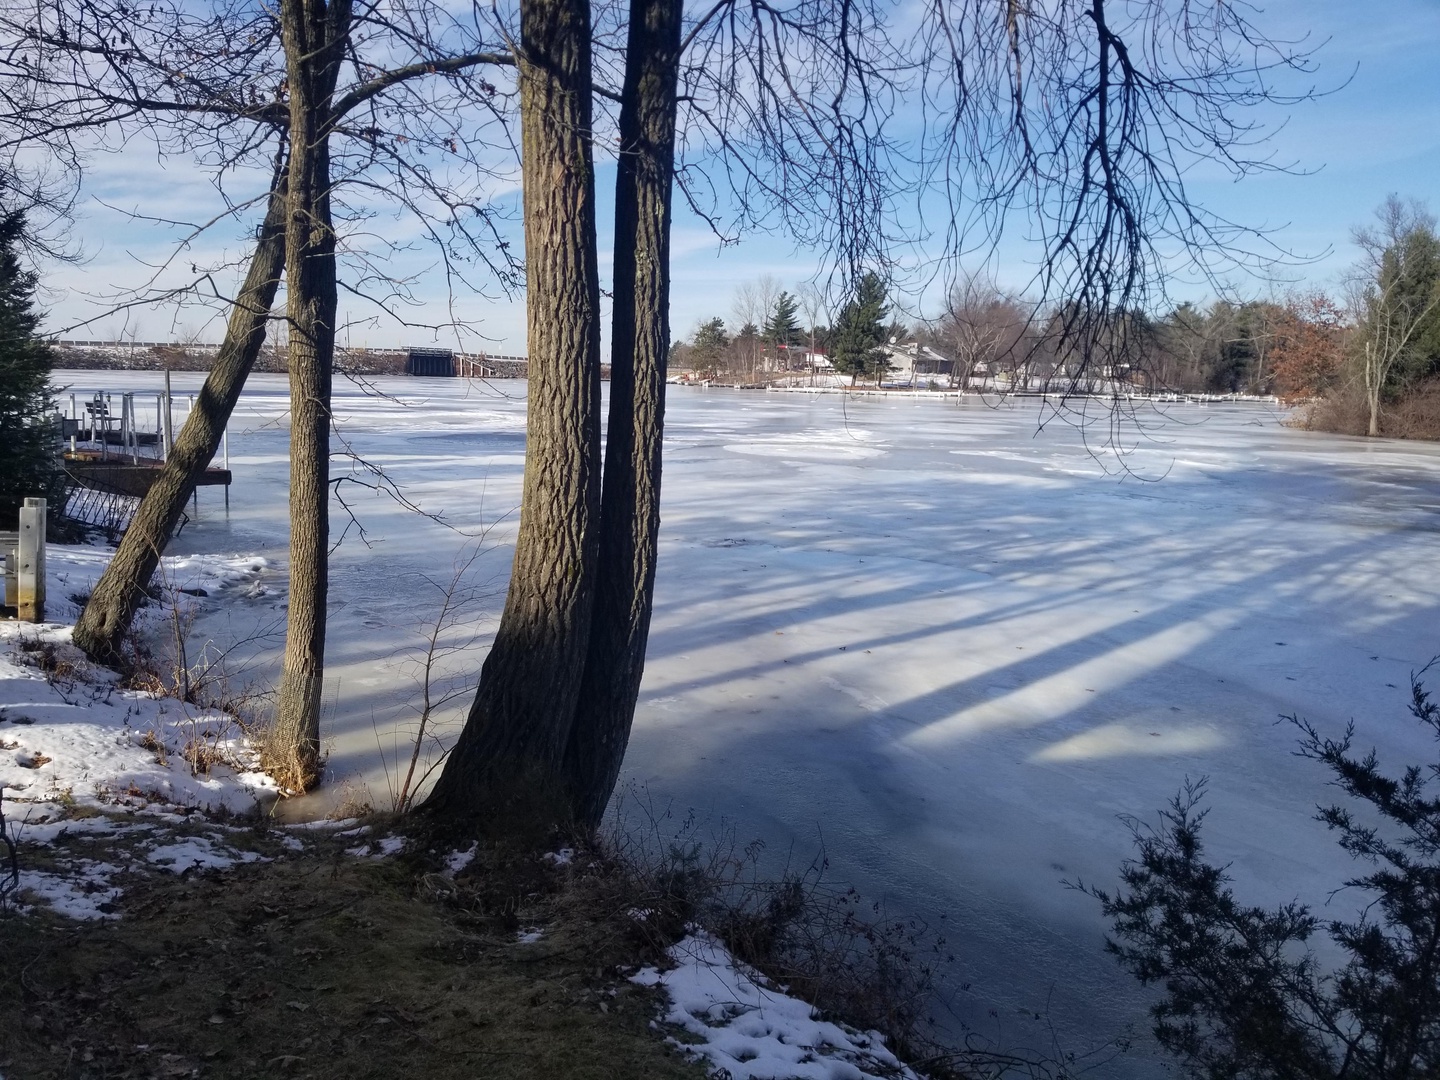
[1,544,279,917]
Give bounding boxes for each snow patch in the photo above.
[446,841,478,874]
[346,834,405,858]
[14,862,123,920]
[632,931,921,1080]
[0,545,275,920]
[145,835,265,873]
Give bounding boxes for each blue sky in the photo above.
[38,0,1440,353]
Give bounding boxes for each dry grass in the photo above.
[0,824,707,1080]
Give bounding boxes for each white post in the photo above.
[163,368,174,458]
[126,393,138,463]
[222,427,229,471]
[17,497,45,622]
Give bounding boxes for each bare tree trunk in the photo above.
[1365,343,1383,437]
[425,0,602,825]
[73,179,287,667]
[563,0,682,828]
[268,0,350,791]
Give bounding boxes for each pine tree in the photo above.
[829,272,890,384]
[693,316,728,353]
[690,317,728,376]
[0,206,58,529]
[763,290,802,360]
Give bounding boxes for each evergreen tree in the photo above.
[763,290,802,357]
[693,316,729,352]
[691,316,729,375]
[829,272,890,384]
[0,206,58,528]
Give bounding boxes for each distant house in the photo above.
[881,342,955,383]
[768,344,833,371]
[405,347,455,377]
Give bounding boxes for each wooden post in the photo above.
[17,498,45,622]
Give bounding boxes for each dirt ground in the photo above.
[0,819,706,1080]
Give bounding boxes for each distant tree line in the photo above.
[676,197,1440,440]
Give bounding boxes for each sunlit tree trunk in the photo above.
[563,0,683,828]
[268,0,350,791]
[424,0,602,823]
[73,180,287,668]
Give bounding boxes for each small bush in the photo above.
[1385,377,1440,440]
[1296,377,1440,441]
[1295,383,1371,436]
[1081,667,1440,1079]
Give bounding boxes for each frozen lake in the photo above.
[58,371,1440,1073]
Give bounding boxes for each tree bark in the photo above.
[424,0,602,824]
[73,179,288,667]
[563,0,683,828]
[268,0,350,791]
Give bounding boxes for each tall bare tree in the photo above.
[1351,197,1440,437]
[935,271,1030,390]
[563,0,684,827]
[5,0,523,783]
[426,0,901,827]
[423,0,604,817]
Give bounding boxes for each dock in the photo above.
[57,383,233,534]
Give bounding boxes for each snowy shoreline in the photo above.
[35,370,1440,1078]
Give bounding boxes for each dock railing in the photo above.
[1,498,47,622]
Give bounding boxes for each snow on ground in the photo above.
[65,371,1440,1077]
[1,543,280,918]
[345,833,406,857]
[446,840,478,874]
[634,931,920,1080]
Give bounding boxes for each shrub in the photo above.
[1081,668,1440,1079]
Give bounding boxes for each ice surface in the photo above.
[63,371,1440,1075]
